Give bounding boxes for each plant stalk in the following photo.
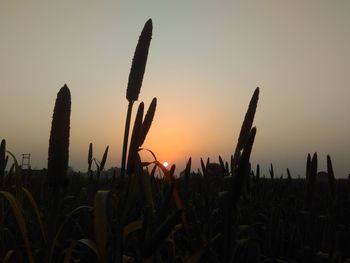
[121,101,134,178]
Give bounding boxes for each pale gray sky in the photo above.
[1,1,350,177]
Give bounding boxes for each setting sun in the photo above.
[163,161,169,168]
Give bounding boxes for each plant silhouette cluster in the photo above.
[1,19,350,263]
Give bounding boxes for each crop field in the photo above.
[1,19,350,263]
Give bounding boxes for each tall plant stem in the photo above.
[121,101,134,178]
[46,187,63,263]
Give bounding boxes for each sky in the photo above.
[1,1,350,177]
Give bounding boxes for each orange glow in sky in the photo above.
[1,1,350,177]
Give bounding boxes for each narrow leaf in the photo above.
[94,190,110,263]
[139,97,157,147]
[327,154,335,199]
[100,146,109,171]
[232,127,257,206]
[236,88,259,151]
[0,191,34,263]
[142,209,182,258]
[88,143,93,172]
[0,139,6,187]
[22,187,46,242]
[127,102,144,175]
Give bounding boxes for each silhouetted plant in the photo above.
[141,209,182,258]
[139,97,157,147]
[46,84,71,263]
[3,18,350,263]
[232,87,259,172]
[306,152,317,210]
[100,146,109,172]
[93,145,109,183]
[269,163,274,180]
[88,142,93,178]
[126,102,144,175]
[121,19,153,178]
[200,157,206,177]
[256,163,260,180]
[47,84,71,189]
[218,155,228,176]
[306,153,311,180]
[327,154,335,199]
[182,157,191,205]
[232,127,257,206]
[287,168,292,181]
[0,139,6,188]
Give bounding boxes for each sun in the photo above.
[163,161,169,168]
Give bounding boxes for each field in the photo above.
[1,19,350,263]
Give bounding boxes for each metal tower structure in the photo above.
[21,153,31,170]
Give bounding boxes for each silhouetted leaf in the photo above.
[139,97,157,147]
[127,102,144,175]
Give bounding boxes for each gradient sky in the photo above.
[1,1,350,177]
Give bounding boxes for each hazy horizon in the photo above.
[1,1,350,177]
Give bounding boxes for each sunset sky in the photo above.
[1,1,350,177]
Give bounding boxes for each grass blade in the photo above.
[0,139,5,188]
[232,127,257,206]
[22,187,47,242]
[200,158,206,176]
[256,164,260,180]
[123,219,143,237]
[100,146,109,171]
[64,239,98,263]
[121,102,133,178]
[219,155,225,173]
[127,102,144,175]
[269,163,274,180]
[306,152,317,210]
[327,154,335,199]
[6,151,23,205]
[94,190,110,263]
[306,153,311,180]
[232,88,259,169]
[139,97,157,147]
[88,143,93,173]
[237,88,259,151]
[0,191,34,263]
[142,209,182,258]
[287,168,292,181]
[3,250,15,263]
